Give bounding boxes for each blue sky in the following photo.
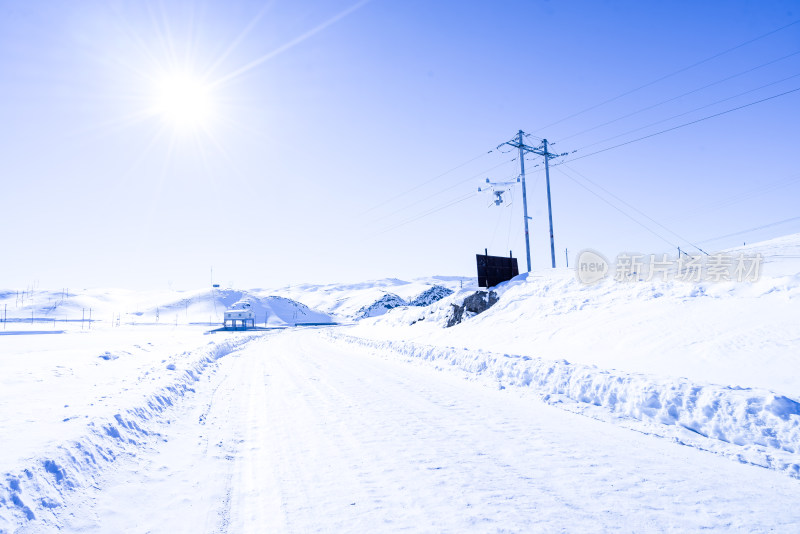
[1,0,798,289]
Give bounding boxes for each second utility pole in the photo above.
[516,130,532,272]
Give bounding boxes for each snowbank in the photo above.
[330,333,800,477]
[0,335,256,532]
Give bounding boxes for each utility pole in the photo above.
[543,139,556,268]
[517,130,532,272]
[503,131,567,270]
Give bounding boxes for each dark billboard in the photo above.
[476,251,519,288]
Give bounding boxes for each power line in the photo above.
[559,49,800,143]
[359,149,494,216]
[555,166,682,251]
[532,18,800,133]
[488,200,506,250]
[561,85,800,164]
[697,216,800,245]
[370,157,517,224]
[572,71,800,153]
[368,157,531,236]
[368,191,476,238]
[681,171,800,217]
[561,163,708,255]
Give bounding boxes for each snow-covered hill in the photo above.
[0,287,334,328]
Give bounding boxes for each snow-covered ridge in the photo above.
[354,285,455,319]
[329,333,800,478]
[0,335,257,532]
[273,278,464,320]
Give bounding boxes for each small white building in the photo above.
[224,305,255,330]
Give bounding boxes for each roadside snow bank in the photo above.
[331,333,800,477]
[0,336,255,533]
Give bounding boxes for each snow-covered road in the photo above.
[64,329,800,533]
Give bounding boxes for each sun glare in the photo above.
[153,73,214,130]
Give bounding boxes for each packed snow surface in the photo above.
[1,234,799,532]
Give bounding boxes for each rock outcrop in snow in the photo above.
[356,285,457,320]
[445,290,499,327]
[357,293,407,318]
[408,285,453,307]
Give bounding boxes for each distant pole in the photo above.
[543,138,556,268]
[565,248,569,268]
[517,130,532,272]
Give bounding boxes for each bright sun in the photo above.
[153,73,214,130]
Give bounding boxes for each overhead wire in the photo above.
[487,176,519,251]
[570,71,800,153]
[505,186,516,252]
[696,216,800,245]
[559,49,800,143]
[359,149,494,216]
[368,156,539,238]
[531,18,800,133]
[555,166,683,251]
[489,200,506,250]
[560,85,800,164]
[369,157,518,224]
[682,171,800,216]
[368,191,477,238]
[560,164,709,254]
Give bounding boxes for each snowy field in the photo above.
[1,235,800,532]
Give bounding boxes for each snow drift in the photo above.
[0,336,256,532]
[330,333,800,477]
